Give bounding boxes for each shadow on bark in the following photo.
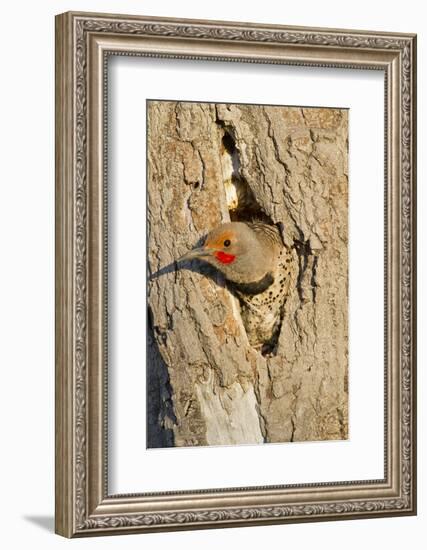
[146,307,176,449]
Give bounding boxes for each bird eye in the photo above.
[223,239,231,247]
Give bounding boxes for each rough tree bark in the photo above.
[147,101,348,447]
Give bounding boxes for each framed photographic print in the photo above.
[55,11,417,537]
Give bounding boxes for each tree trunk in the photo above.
[147,101,348,447]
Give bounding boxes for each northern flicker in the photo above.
[177,221,298,352]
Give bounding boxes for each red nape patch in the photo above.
[215,251,236,264]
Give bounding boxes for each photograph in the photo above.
[147,100,349,448]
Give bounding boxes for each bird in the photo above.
[177,221,298,353]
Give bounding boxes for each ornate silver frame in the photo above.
[55,11,417,537]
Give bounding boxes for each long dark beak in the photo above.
[176,246,212,263]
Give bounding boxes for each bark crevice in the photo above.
[216,120,288,357]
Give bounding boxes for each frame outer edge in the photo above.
[62,10,416,40]
[55,12,75,538]
[410,34,417,514]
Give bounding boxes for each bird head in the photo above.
[177,222,278,284]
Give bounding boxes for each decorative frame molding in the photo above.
[55,11,416,537]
